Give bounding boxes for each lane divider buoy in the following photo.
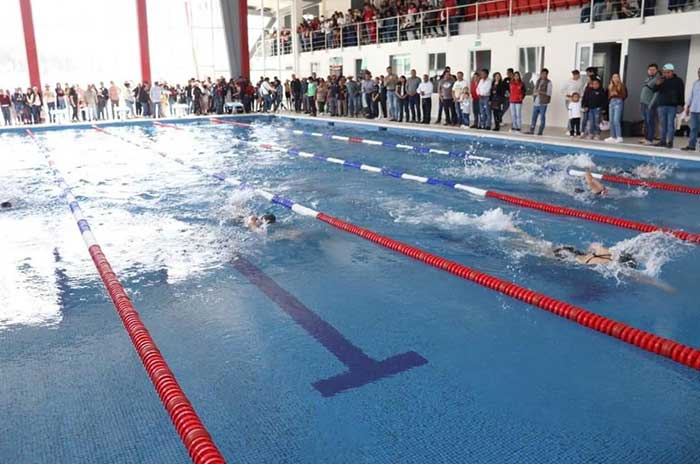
[27,129,226,464]
[208,117,492,162]
[154,121,184,130]
[568,169,700,195]
[179,129,700,243]
[92,124,700,372]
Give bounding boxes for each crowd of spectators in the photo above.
[3,63,698,151]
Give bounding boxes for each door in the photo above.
[575,42,593,72]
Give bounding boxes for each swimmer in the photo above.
[552,243,637,268]
[243,213,276,231]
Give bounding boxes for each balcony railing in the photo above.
[253,0,697,55]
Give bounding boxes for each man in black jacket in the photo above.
[653,63,685,148]
[290,74,302,112]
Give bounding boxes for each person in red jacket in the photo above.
[509,71,527,131]
[0,90,12,126]
[470,72,480,128]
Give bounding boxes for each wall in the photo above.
[253,11,700,128]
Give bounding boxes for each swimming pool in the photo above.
[2,116,700,463]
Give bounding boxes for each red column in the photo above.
[238,0,250,79]
[19,0,41,88]
[136,0,152,83]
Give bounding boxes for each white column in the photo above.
[261,0,266,75]
[276,0,281,77]
[291,0,302,73]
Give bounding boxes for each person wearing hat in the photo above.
[682,67,700,152]
[653,63,685,149]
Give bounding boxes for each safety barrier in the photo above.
[27,129,226,464]
[568,169,700,196]
[93,124,700,371]
[185,129,700,244]
[209,117,492,162]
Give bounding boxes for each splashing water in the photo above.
[608,231,687,279]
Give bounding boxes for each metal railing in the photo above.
[283,0,698,53]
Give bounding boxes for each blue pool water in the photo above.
[2,116,700,463]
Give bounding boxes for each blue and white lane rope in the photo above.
[209,118,492,162]
[26,129,227,463]
[90,125,700,372]
[152,124,700,243]
[227,136,489,198]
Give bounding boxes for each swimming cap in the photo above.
[1,201,11,208]
[261,213,276,224]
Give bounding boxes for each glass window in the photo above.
[518,46,545,94]
[310,62,320,75]
[428,52,446,78]
[355,58,367,78]
[0,1,25,88]
[469,50,491,75]
[390,54,411,76]
[329,57,343,77]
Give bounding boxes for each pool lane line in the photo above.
[568,169,700,196]
[92,124,700,372]
[26,129,227,464]
[208,117,493,162]
[154,121,184,130]
[198,130,700,244]
[231,256,427,397]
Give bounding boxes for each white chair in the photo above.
[115,107,132,120]
[225,102,245,114]
[172,103,189,117]
[50,108,70,124]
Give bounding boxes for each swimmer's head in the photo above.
[1,201,11,209]
[618,252,638,269]
[261,213,276,225]
[245,213,276,229]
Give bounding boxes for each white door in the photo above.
[575,43,594,72]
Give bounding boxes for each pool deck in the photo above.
[3,111,699,164]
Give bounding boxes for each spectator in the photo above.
[606,73,627,143]
[123,82,135,118]
[291,74,302,112]
[307,78,318,116]
[109,81,120,117]
[563,70,585,134]
[397,75,409,122]
[28,87,42,124]
[385,66,399,121]
[406,69,421,122]
[527,68,552,136]
[437,68,455,125]
[582,78,607,139]
[338,77,347,116]
[639,63,659,145]
[44,85,56,123]
[317,78,328,114]
[55,82,66,111]
[0,90,11,125]
[682,67,700,152]
[490,72,508,131]
[328,76,339,116]
[452,71,467,128]
[458,85,471,128]
[97,82,109,120]
[68,86,79,122]
[653,63,685,148]
[470,72,480,128]
[346,75,361,117]
[568,92,583,137]
[509,71,526,132]
[476,69,492,129]
[84,84,98,121]
[418,73,433,124]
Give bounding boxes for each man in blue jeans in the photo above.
[639,63,659,144]
[653,63,685,149]
[682,66,700,152]
[385,66,399,121]
[526,68,552,135]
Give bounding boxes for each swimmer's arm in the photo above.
[627,272,676,294]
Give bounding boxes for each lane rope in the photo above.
[209,117,492,162]
[174,127,700,243]
[27,129,226,464]
[568,169,700,195]
[93,124,700,372]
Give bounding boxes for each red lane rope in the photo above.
[485,191,700,243]
[601,173,700,195]
[316,213,700,370]
[87,245,226,463]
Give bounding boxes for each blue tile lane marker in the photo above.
[231,256,428,397]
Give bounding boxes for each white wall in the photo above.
[253,11,700,128]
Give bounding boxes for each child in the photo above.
[459,86,471,128]
[568,92,582,137]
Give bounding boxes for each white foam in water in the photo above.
[440,208,520,233]
[607,231,687,280]
[631,162,675,179]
